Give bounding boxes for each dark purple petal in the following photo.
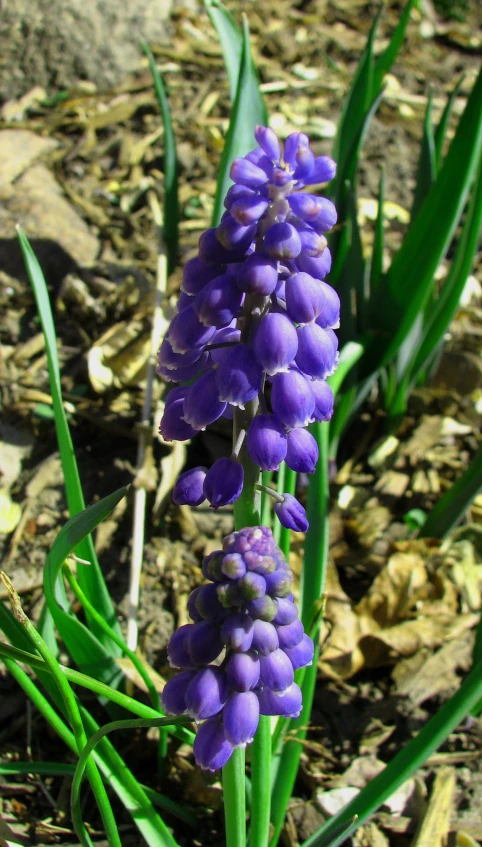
[226,650,260,691]
[188,620,224,665]
[160,398,199,442]
[230,195,269,226]
[251,619,279,655]
[258,647,294,692]
[257,682,302,717]
[264,567,294,598]
[276,618,304,649]
[173,466,207,506]
[224,184,256,210]
[315,282,341,329]
[295,323,338,379]
[187,588,203,622]
[221,552,247,580]
[215,343,262,408]
[167,624,196,669]
[263,222,302,260]
[221,611,254,652]
[247,414,287,471]
[283,634,314,670]
[203,458,244,509]
[157,354,210,384]
[285,428,319,474]
[285,272,325,324]
[236,254,279,295]
[194,583,226,620]
[161,670,197,714]
[255,126,281,162]
[208,325,241,364]
[293,146,315,181]
[246,595,278,622]
[298,228,327,257]
[181,257,221,295]
[202,551,225,582]
[198,227,244,263]
[308,198,337,233]
[194,274,244,328]
[273,598,298,626]
[193,717,234,771]
[295,248,332,280]
[217,580,243,608]
[185,666,229,719]
[230,157,269,187]
[288,193,324,222]
[223,691,260,747]
[283,132,309,168]
[271,370,315,430]
[158,338,205,371]
[245,148,274,177]
[304,155,337,185]
[168,305,216,354]
[253,313,298,376]
[216,215,257,251]
[239,572,266,601]
[274,494,309,533]
[183,372,227,430]
[310,379,334,421]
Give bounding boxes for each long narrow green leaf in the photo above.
[141,41,178,273]
[369,167,385,293]
[211,16,267,226]
[410,90,436,221]
[204,0,242,102]
[372,0,416,93]
[434,75,465,170]
[359,64,482,379]
[419,443,482,539]
[302,653,482,847]
[17,230,122,654]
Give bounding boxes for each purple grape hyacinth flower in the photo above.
[158,126,339,531]
[162,526,314,771]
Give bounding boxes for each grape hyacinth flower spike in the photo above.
[162,527,314,770]
[157,125,339,530]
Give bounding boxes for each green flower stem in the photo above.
[248,712,271,847]
[273,463,286,544]
[302,653,482,847]
[261,471,273,527]
[223,747,247,847]
[269,422,330,845]
[62,564,161,711]
[279,467,296,559]
[1,574,120,847]
[0,640,194,745]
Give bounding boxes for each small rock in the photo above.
[0,129,58,194]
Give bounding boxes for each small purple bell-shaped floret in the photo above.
[284,634,315,670]
[271,370,315,430]
[215,344,262,409]
[223,691,260,747]
[285,272,324,324]
[264,567,294,598]
[161,670,197,715]
[167,624,195,669]
[257,682,302,718]
[263,222,302,260]
[230,157,268,188]
[273,598,298,626]
[255,125,281,162]
[253,313,298,376]
[295,323,338,379]
[217,581,243,608]
[157,353,209,384]
[187,588,203,622]
[183,372,227,430]
[198,228,242,264]
[193,717,234,771]
[181,257,221,295]
[160,391,199,443]
[283,132,308,168]
[226,650,260,691]
[221,611,254,652]
[158,338,206,371]
[311,379,335,422]
[168,305,216,354]
[259,647,294,692]
[185,666,229,719]
[194,583,226,620]
[247,595,278,622]
[239,572,266,601]
[251,619,279,655]
[297,228,327,258]
[276,618,304,649]
[216,215,256,252]
[295,248,332,281]
[202,551,224,582]
[274,494,309,533]
[285,428,319,474]
[247,414,287,471]
[309,198,338,233]
[173,466,207,506]
[203,458,244,509]
[316,281,340,329]
[221,552,247,580]
[305,155,337,185]
[188,620,224,666]
[194,274,244,329]
[230,195,269,226]
[236,254,279,295]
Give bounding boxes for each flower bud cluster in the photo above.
[162,526,314,772]
[158,127,339,528]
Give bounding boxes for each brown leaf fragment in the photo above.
[393,632,474,706]
[412,766,456,847]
